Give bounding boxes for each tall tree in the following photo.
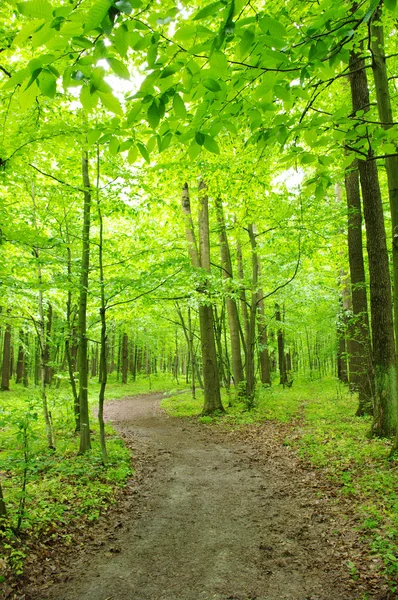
[1,321,11,391]
[215,196,244,393]
[78,151,92,454]
[181,182,223,415]
[349,50,397,437]
[344,162,374,415]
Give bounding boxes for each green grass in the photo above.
[161,377,398,590]
[0,372,183,577]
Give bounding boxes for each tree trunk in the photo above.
[96,148,108,464]
[122,333,128,384]
[0,482,6,519]
[349,50,397,437]
[43,303,53,385]
[276,303,287,386]
[78,150,92,453]
[64,235,80,432]
[1,322,11,391]
[245,224,259,406]
[215,196,244,391]
[257,261,271,385]
[181,181,223,415]
[15,330,24,384]
[236,239,250,351]
[370,9,398,450]
[32,182,55,449]
[344,161,374,415]
[23,332,29,387]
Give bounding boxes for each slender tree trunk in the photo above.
[0,482,6,519]
[176,303,196,399]
[337,277,349,385]
[122,333,128,384]
[215,197,244,391]
[16,331,24,384]
[344,162,374,415]
[246,224,259,406]
[236,240,250,350]
[96,147,108,464]
[64,235,80,432]
[23,332,29,388]
[276,303,287,386]
[78,151,92,453]
[43,303,53,385]
[181,182,223,415]
[132,345,138,382]
[349,50,397,437]
[1,322,11,391]
[257,262,271,385]
[32,183,55,449]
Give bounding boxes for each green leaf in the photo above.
[195,131,205,145]
[80,86,98,111]
[2,68,28,90]
[239,29,255,57]
[72,36,93,49]
[113,24,129,57]
[127,101,142,124]
[202,78,221,92]
[147,43,158,69]
[174,25,197,41]
[84,0,112,33]
[107,57,130,79]
[210,50,228,72]
[38,70,56,97]
[188,140,201,160]
[159,132,172,152]
[384,0,397,9]
[160,63,183,79]
[98,91,123,115]
[115,0,133,14]
[17,0,53,19]
[90,67,111,93]
[137,142,150,163]
[128,145,138,163]
[87,129,102,145]
[173,93,187,119]
[109,136,120,155]
[193,1,223,20]
[147,101,160,129]
[222,120,237,135]
[203,135,220,154]
[259,15,286,38]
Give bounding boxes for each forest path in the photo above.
[30,393,386,600]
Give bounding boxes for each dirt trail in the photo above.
[29,393,391,600]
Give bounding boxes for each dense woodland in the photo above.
[1,0,398,593]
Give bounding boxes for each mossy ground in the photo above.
[162,377,398,591]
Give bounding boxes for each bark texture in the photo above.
[344,162,374,415]
[349,51,397,437]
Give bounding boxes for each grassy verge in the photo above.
[161,378,398,590]
[0,373,183,579]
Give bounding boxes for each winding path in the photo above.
[33,393,386,600]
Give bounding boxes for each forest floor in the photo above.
[20,392,394,600]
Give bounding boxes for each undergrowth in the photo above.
[0,373,182,581]
[161,377,398,591]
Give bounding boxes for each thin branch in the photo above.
[105,267,183,310]
[29,164,83,191]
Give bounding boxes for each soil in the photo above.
[19,393,394,600]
